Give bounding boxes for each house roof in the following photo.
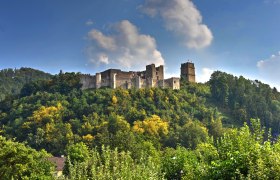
[47,157,66,171]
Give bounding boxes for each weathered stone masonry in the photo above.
[81,62,195,90]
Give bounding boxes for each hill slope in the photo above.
[0,68,52,101]
[208,71,280,135]
[1,69,280,179]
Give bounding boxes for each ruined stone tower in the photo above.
[145,64,164,88]
[181,62,196,83]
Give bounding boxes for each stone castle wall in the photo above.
[165,77,180,90]
[80,74,96,90]
[80,62,195,90]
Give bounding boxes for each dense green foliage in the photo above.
[160,119,280,179]
[209,71,280,135]
[0,72,218,156]
[0,135,54,179]
[64,144,163,180]
[0,68,52,101]
[1,68,280,179]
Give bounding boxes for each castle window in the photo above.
[174,81,176,83]
[156,72,158,75]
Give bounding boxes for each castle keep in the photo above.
[81,62,195,90]
[181,62,196,83]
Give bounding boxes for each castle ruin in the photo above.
[181,62,195,83]
[80,62,195,90]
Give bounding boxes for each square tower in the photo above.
[146,64,165,88]
[146,64,156,87]
[181,62,196,83]
[146,64,156,79]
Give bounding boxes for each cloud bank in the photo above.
[257,52,280,89]
[140,0,213,49]
[86,20,164,69]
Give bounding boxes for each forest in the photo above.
[1,69,280,179]
[0,68,52,101]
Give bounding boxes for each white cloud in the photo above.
[257,60,265,68]
[197,68,214,83]
[97,53,109,64]
[88,30,116,51]
[140,0,213,49]
[257,52,280,89]
[86,20,164,69]
[86,20,94,26]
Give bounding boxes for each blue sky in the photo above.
[0,0,280,89]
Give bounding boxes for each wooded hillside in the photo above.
[1,69,280,179]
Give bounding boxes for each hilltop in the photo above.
[0,68,52,101]
[1,67,280,179]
